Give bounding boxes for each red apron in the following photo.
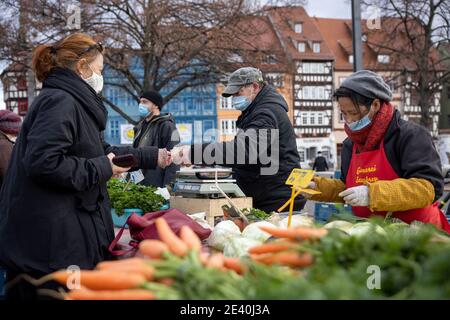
[346,143,450,233]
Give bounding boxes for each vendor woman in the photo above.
[309,70,450,233]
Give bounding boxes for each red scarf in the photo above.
[345,102,395,152]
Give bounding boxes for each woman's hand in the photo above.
[107,153,131,176]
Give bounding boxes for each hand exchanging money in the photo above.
[172,145,192,166]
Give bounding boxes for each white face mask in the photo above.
[84,63,104,93]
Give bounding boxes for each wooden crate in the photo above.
[170,196,253,227]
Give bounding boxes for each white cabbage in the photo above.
[242,221,276,242]
[348,222,386,238]
[207,220,241,250]
[223,236,261,258]
[323,220,354,233]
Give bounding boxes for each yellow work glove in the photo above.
[309,176,346,203]
[368,177,435,212]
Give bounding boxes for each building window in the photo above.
[221,119,237,135]
[203,120,214,132]
[298,42,306,53]
[265,54,277,64]
[302,63,325,74]
[185,98,197,115]
[220,96,234,109]
[294,23,302,33]
[228,53,243,63]
[348,55,354,64]
[377,54,390,64]
[302,86,326,100]
[110,120,120,139]
[318,113,323,125]
[265,73,284,87]
[302,113,308,125]
[313,42,321,53]
[298,148,306,162]
[202,99,214,115]
[310,113,315,125]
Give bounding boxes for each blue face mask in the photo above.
[347,114,372,131]
[232,95,252,111]
[139,104,151,117]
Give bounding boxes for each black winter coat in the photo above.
[313,156,329,172]
[191,84,304,213]
[0,67,158,274]
[340,110,443,199]
[133,113,180,187]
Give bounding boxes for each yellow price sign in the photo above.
[285,169,315,188]
[126,128,135,140]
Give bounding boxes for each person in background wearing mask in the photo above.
[312,151,329,172]
[133,91,180,188]
[172,67,304,213]
[0,33,172,300]
[0,110,22,188]
[306,70,450,233]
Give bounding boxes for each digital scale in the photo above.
[174,166,246,199]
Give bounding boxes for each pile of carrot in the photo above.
[247,225,328,268]
[37,218,246,300]
[32,220,328,300]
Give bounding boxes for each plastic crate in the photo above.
[314,202,352,222]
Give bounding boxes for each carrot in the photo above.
[155,218,189,257]
[223,257,245,274]
[96,258,146,269]
[179,226,202,252]
[205,253,225,270]
[67,287,155,300]
[248,243,293,255]
[259,226,328,240]
[96,263,154,281]
[51,270,146,290]
[253,252,314,268]
[138,240,170,259]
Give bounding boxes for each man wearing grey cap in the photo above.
[173,67,305,213]
[305,70,450,232]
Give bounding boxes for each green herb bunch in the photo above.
[107,178,165,216]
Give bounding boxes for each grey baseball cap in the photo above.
[222,67,264,97]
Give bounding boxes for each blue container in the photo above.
[333,170,342,179]
[111,208,144,228]
[0,267,6,299]
[314,202,352,222]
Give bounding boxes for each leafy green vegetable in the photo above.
[107,178,165,216]
[242,207,271,221]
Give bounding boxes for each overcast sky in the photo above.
[0,0,352,110]
[305,0,351,19]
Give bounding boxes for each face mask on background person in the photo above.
[139,104,152,118]
[347,113,372,131]
[232,95,252,111]
[84,63,104,93]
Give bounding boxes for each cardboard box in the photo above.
[170,196,253,227]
